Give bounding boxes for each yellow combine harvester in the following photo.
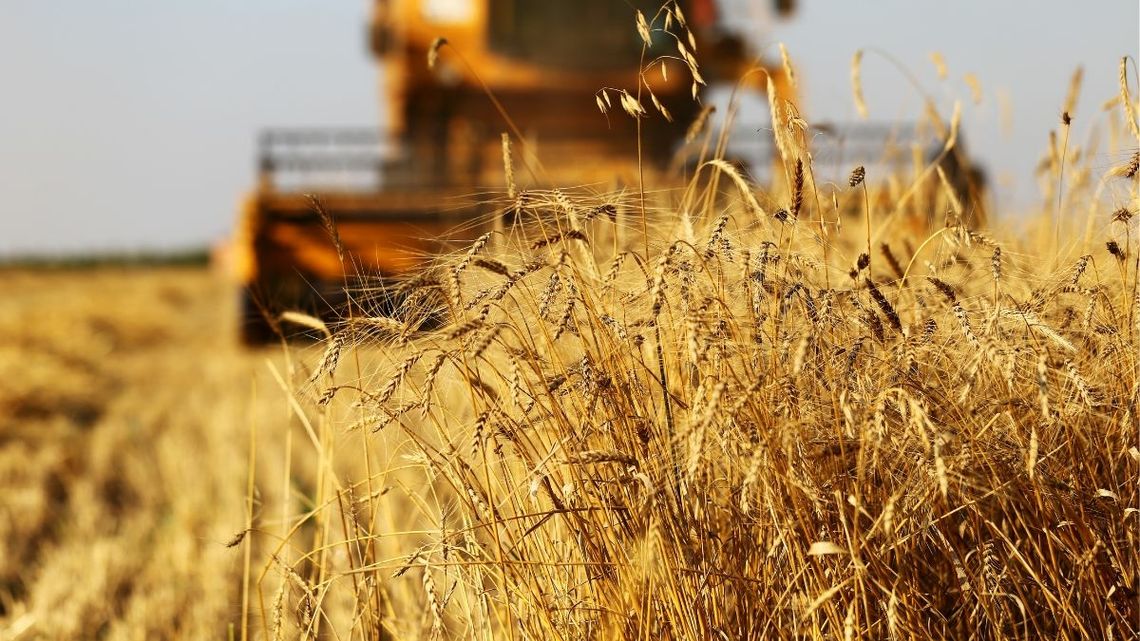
[233,0,796,343]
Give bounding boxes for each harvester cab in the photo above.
[233,0,800,343]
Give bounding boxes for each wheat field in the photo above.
[2,14,1138,641]
[247,55,1139,640]
[0,269,308,638]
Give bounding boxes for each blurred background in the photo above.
[0,0,1136,256]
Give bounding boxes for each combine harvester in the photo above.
[233,0,976,343]
[231,0,808,343]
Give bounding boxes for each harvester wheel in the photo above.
[238,289,279,345]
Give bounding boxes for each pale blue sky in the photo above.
[1,1,1136,254]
